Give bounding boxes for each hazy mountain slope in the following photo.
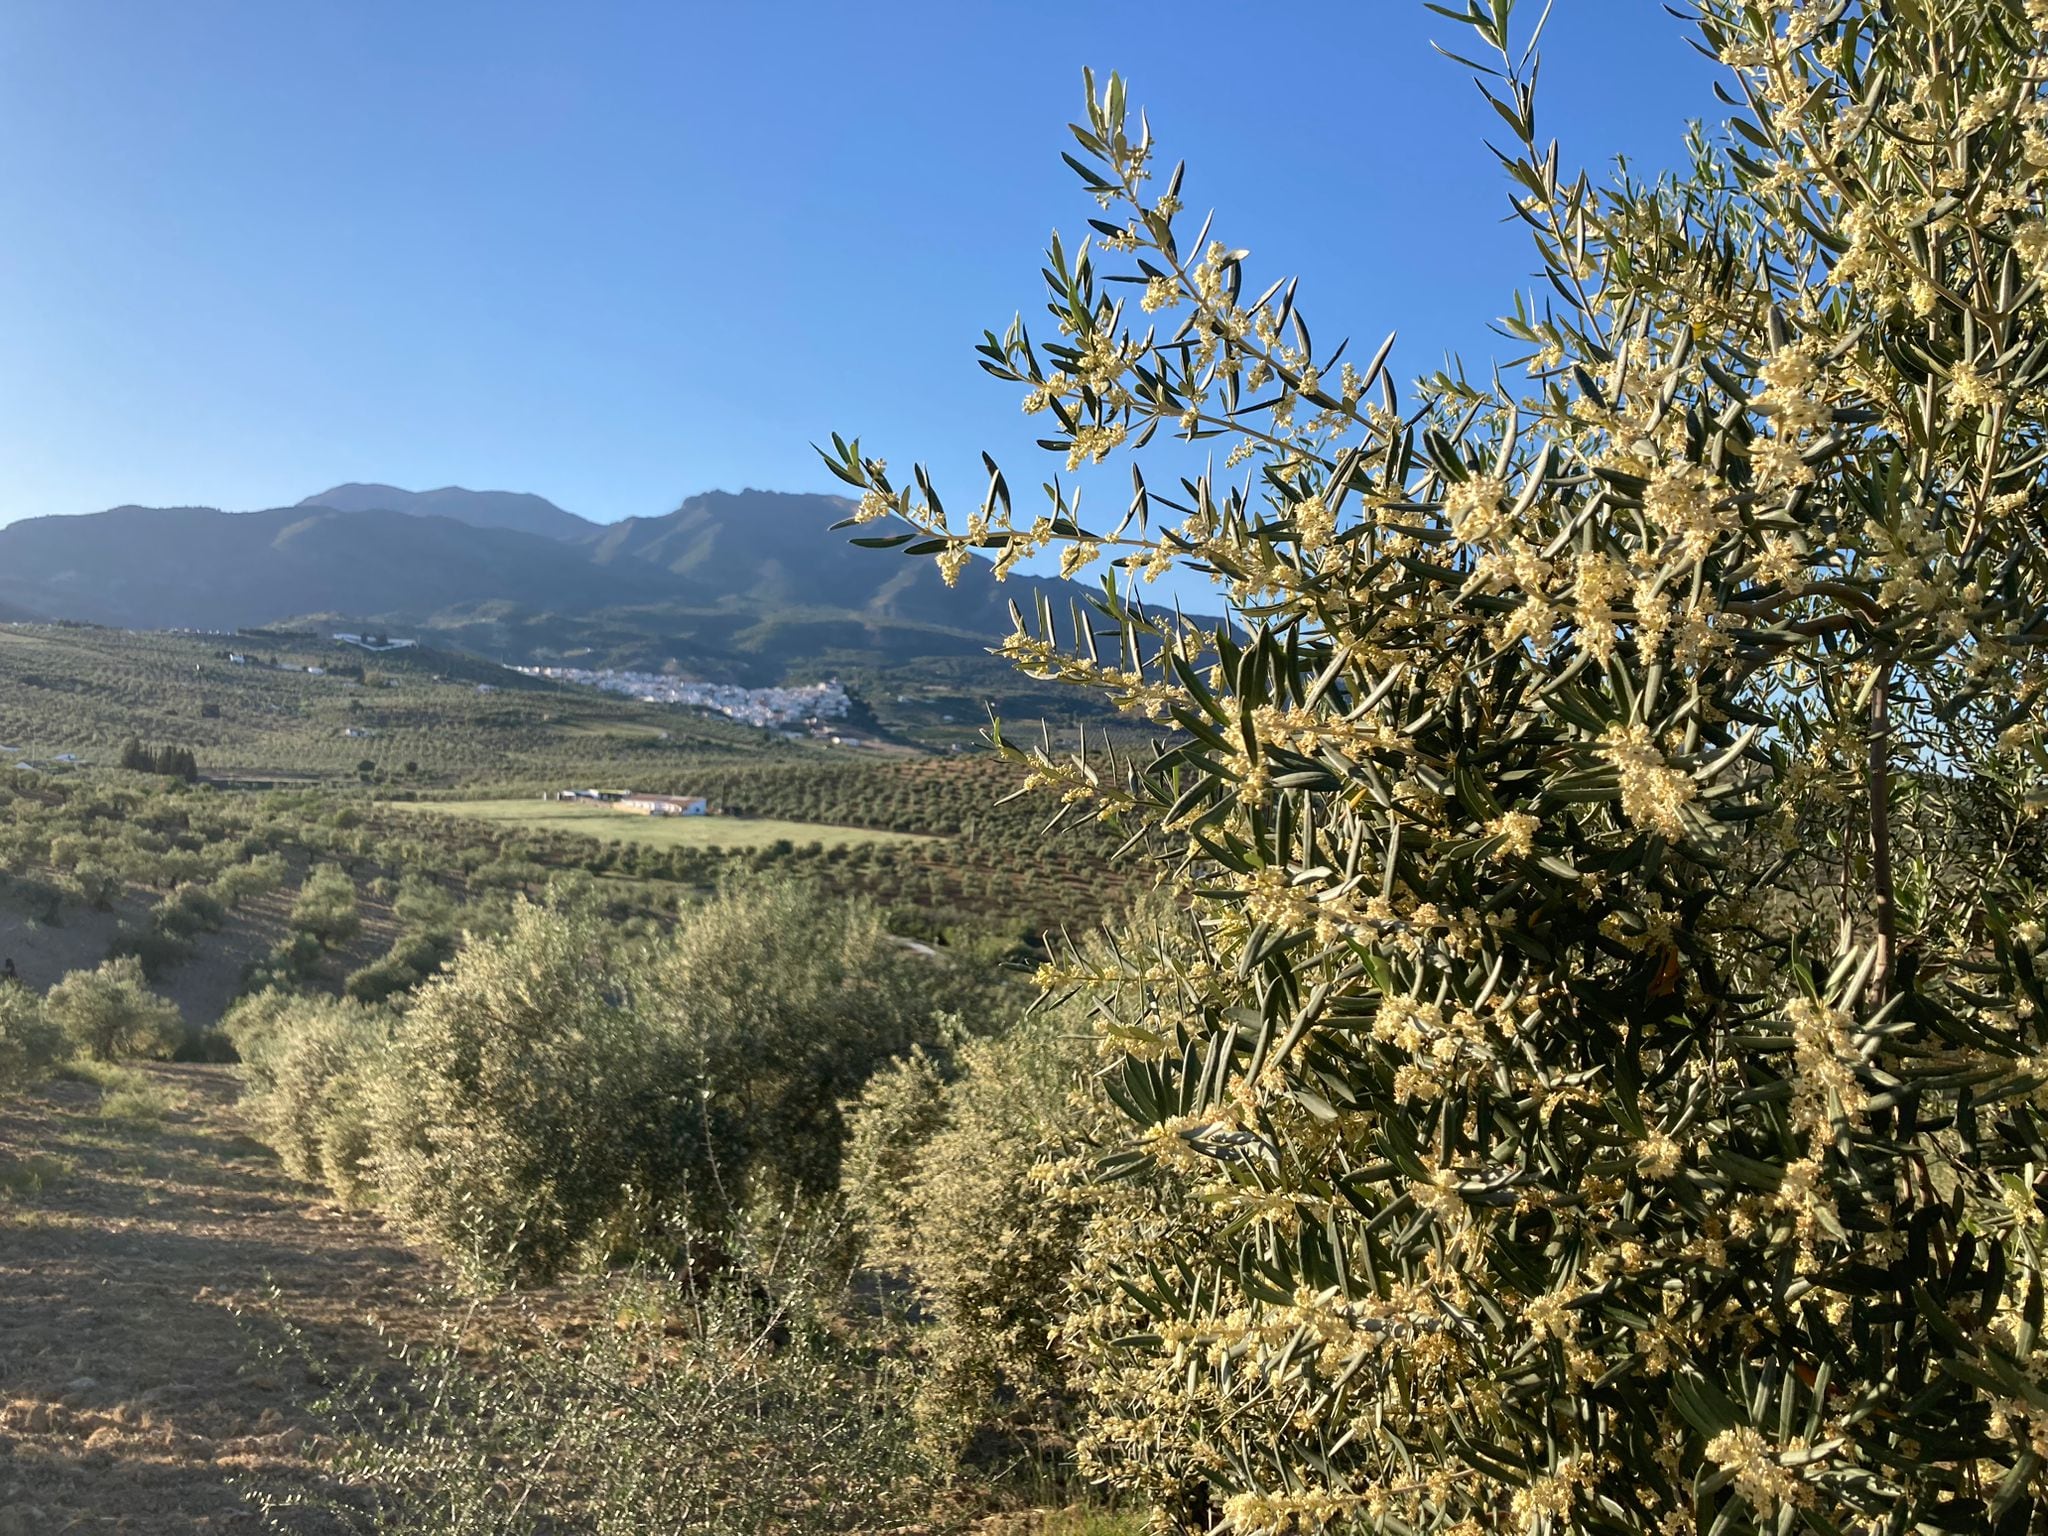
[299,483,597,541]
[0,505,661,630]
[0,488,1150,687]
[581,488,1089,633]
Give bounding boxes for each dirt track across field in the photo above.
[0,1065,440,1534]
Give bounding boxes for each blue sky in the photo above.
[0,1,1722,527]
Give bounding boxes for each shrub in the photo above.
[106,921,194,981]
[277,1257,931,1535]
[240,930,327,994]
[643,878,1001,1208]
[233,993,387,1202]
[845,1010,1101,1456]
[221,987,302,1070]
[97,1077,173,1123]
[0,986,69,1091]
[153,882,226,939]
[1,873,64,924]
[340,879,1005,1289]
[212,853,287,909]
[43,956,182,1061]
[365,902,683,1287]
[290,863,360,949]
[840,1044,950,1258]
[344,928,457,1005]
[831,13,2048,1531]
[68,861,120,912]
[391,872,456,930]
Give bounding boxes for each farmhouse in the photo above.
[332,632,419,652]
[615,794,708,817]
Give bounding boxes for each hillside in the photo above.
[299,482,598,541]
[0,487,1130,694]
[0,504,669,632]
[580,489,1089,636]
[0,625,765,785]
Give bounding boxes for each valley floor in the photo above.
[0,1065,439,1534]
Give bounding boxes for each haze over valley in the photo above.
[0,483,1110,691]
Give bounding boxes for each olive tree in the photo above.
[0,985,68,1090]
[290,862,361,950]
[828,5,2048,1531]
[45,957,182,1062]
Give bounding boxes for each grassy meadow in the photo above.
[383,795,933,850]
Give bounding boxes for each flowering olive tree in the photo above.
[829,2,2048,1531]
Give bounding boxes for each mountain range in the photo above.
[295,483,600,542]
[0,484,1099,687]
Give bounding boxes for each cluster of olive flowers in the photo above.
[827,3,2048,1532]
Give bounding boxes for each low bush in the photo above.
[231,877,1016,1290]
[0,985,69,1091]
[43,956,182,1061]
[231,992,389,1202]
[241,930,326,994]
[643,877,1001,1210]
[366,902,683,1286]
[68,861,121,912]
[266,1248,932,1536]
[1,873,65,924]
[106,921,194,981]
[153,882,226,939]
[290,863,360,949]
[212,853,286,910]
[343,928,457,1005]
[98,1077,174,1124]
[845,1009,1101,1455]
[390,872,456,930]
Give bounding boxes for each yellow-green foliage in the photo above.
[227,989,388,1201]
[644,877,1006,1206]
[43,956,181,1062]
[841,1044,950,1258]
[96,1076,174,1124]
[290,862,361,949]
[845,1011,1102,1454]
[365,902,676,1286]
[0,984,68,1091]
[831,7,2048,1530]
[233,878,995,1289]
[211,851,287,909]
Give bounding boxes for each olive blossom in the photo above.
[830,3,2048,1532]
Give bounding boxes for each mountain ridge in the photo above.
[298,482,598,541]
[0,486,1112,688]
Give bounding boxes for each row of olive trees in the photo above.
[224,877,1142,1535]
[231,877,1019,1290]
[826,2,2048,1531]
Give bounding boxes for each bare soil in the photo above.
[0,873,401,1037]
[0,1065,442,1534]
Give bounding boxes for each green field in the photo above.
[384,797,932,850]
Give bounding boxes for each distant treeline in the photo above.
[118,739,198,781]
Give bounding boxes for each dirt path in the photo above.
[0,1065,441,1533]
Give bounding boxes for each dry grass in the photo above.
[0,1064,447,1531]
